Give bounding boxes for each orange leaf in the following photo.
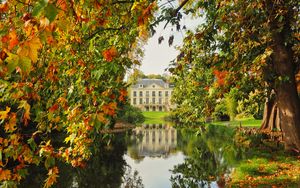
[0,169,11,181]
[102,102,117,116]
[8,31,19,50]
[4,113,17,132]
[102,47,118,62]
[56,0,67,11]
[118,89,127,102]
[78,59,85,66]
[0,2,8,13]
[44,167,59,188]
[0,106,10,120]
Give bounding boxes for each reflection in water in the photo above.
[132,124,177,158]
[126,124,183,188]
[171,125,243,188]
[20,124,247,188]
[20,133,144,188]
[121,166,144,188]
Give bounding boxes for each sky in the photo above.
[139,6,203,75]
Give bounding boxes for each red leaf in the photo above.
[49,104,59,112]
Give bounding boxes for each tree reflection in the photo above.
[171,125,244,188]
[20,133,143,188]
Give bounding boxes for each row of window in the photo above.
[132,98,169,105]
[133,91,171,97]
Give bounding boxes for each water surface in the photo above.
[21,124,242,188]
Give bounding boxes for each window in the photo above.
[146,98,149,104]
[133,91,137,97]
[152,98,155,104]
[165,91,168,97]
[152,85,155,88]
[146,91,149,97]
[133,98,136,104]
[159,98,162,104]
[152,91,155,97]
[139,98,143,104]
[139,84,143,88]
[158,91,162,97]
[139,91,143,97]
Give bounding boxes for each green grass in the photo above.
[229,132,300,187]
[230,155,300,187]
[142,111,169,124]
[210,117,262,127]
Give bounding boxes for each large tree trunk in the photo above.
[262,0,300,151]
[260,97,281,131]
[271,37,300,151]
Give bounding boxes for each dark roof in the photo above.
[132,79,171,88]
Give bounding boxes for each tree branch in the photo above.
[84,26,126,40]
[164,0,189,29]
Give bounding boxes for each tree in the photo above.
[0,0,156,186]
[161,0,300,150]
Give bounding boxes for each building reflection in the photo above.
[131,124,177,157]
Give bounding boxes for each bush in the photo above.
[212,101,230,121]
[225,89,238,120]
[118,105,145,124]
[237,91,264,120]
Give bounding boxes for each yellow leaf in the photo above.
[0,106,10,120]
[40,17,50,28]
[18,100,31,125]
[97,112,108,124]
[17,37,42,63]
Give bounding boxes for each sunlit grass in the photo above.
[142,111,169,124]
[210,117,262,127]
[230,156,300,187]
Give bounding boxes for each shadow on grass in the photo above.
[229,130,300,187]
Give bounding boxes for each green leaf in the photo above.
[0,27,8,37]
[27,138,37,151]
[45,156,55,169]
[5,53,19,74]
[45,4,58,22]
[32,0,48,17]
[19,57,31,73]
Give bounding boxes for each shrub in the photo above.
[212,100,230,121]
[118,105,145,124]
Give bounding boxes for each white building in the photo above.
[130,79,174,111]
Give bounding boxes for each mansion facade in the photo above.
[130,79,174,111]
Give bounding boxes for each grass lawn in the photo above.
[210,117,262,127]
[229,150,300,187]
[142,111,169,124]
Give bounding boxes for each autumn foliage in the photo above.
[0,0,156,186]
